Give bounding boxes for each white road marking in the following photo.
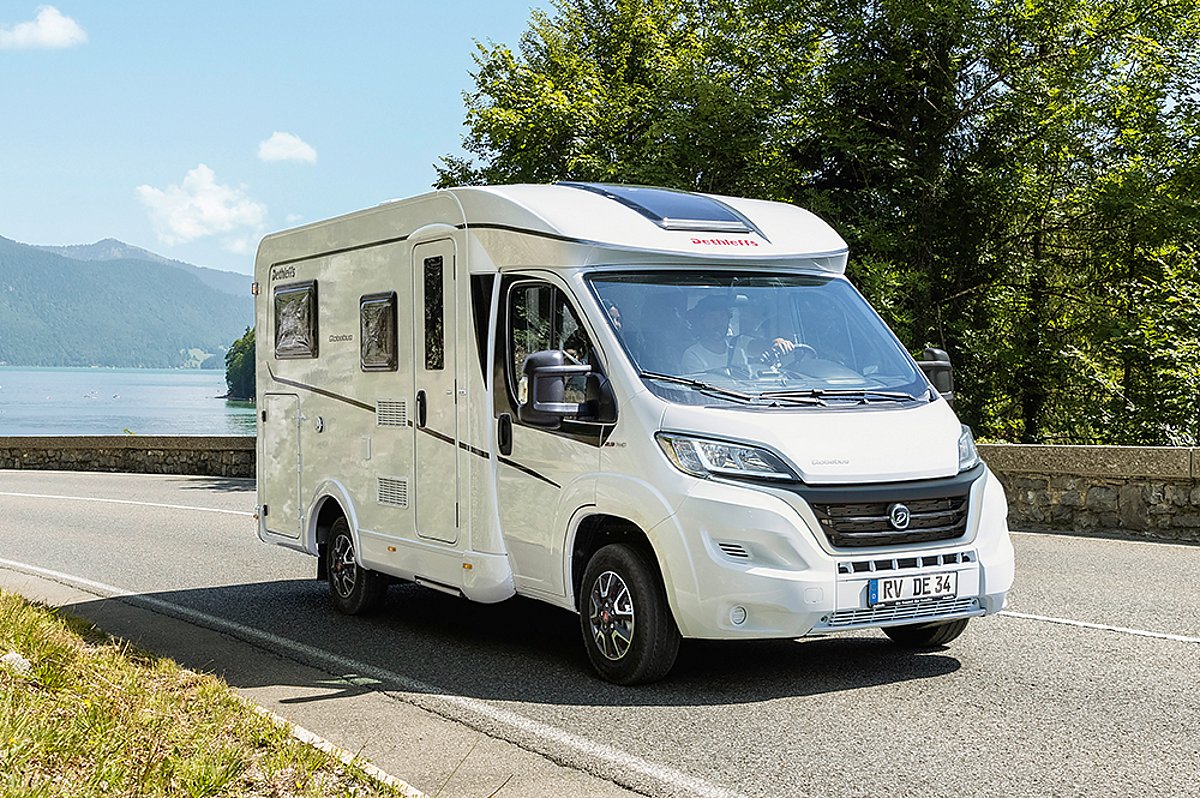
[999,610,1200,644]
[0,557,748,798]
[0,492,253,517]
[1009,530,1200,550]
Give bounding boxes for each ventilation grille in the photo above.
[824,596,981,628]
[811,494,969,548]
[376,400,408,427]
[837,550,975,575]
[377,477,409,508]
[716,541,751,560]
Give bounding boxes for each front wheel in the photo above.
[580,543,681,685]
[883,618,969,648]
[325,517,388,615]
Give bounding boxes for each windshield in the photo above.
[587,271,929,407]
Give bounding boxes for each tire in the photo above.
[325,517,387,615]
[579,543,681,685]
[883,618,969,648]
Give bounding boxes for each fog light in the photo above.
[730,606,747,625]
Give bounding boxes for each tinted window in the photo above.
[508,282,594,404]
[424,256,444,370]
[274,280,318,359]
[360,292,398,371]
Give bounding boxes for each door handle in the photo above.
[416,390,427,428]
[498,413,513,456]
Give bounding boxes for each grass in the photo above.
[0,590,410,798]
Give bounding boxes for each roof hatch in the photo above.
[557,182,760,235]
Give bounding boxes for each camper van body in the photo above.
[254,184,1015,683]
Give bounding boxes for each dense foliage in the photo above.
[224,327,256,400]
[439,0,1200,445]
[0,237,254,369]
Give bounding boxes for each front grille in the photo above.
[811,494,969,548]
[825,596,980,627]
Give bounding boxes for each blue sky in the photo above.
[0,2,549,274]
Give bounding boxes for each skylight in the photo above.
[558,182,758,235]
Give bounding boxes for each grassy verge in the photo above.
[0,589,410,797]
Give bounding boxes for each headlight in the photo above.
[656,433,795,480]
[958,425,980,472]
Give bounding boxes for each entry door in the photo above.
[261,393,301,539]
[413,240,459,543]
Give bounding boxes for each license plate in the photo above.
[868,572,958,606]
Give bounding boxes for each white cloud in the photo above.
[258,132,317,164]
[0,6,87,49]
[223,236,255,255]
[136,164,266,246]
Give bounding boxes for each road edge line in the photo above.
[999,609,1200,644]
[0,491,254,517]
[0,559,427,798]
[0,556,748,798]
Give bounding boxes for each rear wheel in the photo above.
[883,618,969,648]
[325,517,387,615]
[580,543,680,685]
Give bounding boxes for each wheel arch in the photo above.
[306,480,360,576]
[568,513,658,611]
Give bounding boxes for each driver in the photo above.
[681,296,795,375]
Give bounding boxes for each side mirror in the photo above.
[916,347,954,404]
[519,350,618,426]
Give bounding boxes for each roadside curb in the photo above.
[242,699,428,798]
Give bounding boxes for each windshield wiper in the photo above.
[639,371,756,403]
[758,388,919,404]
[639,371,824,406]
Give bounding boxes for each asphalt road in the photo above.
[1,469,1197,798]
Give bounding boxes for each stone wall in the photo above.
[979,444,1200,544]
[1,437,1196,543]
[0,436,254,478]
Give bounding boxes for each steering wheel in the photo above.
[785,343,818,361]
[761,341,816,368]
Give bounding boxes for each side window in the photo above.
[360,292,398,371]
[508,282,595,405]
[274,280,318,359]
[424,256,445,370]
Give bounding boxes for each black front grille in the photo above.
[810,495,969,547]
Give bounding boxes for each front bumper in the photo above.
[651,466,1014,639]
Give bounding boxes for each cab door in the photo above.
[412,239,459,544]
[495,278,604,594]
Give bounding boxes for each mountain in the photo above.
[33,238,250,297]
[0,236,254,369]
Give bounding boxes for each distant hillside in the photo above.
[0,236,253,368]
[34,238,250,297]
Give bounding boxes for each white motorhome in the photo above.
[254,183,1014,684]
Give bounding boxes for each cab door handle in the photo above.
[416,390,427,428]
[497,413,513,456]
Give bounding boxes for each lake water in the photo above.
[0,368,256,436]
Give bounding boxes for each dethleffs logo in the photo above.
[270,265,296,281]
[691,237,759,247]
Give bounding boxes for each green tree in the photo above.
[224,327,255,401]
[441,0,1200,445]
